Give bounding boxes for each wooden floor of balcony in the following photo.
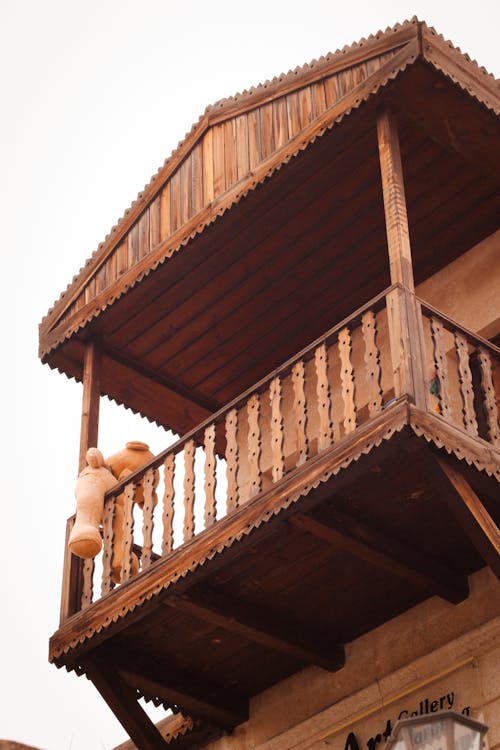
[50,399,500,744]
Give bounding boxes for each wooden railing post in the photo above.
[377,107,427,408]
[78,339,101,472]
[60,516,83,623]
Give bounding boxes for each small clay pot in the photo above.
[106,441,159,508]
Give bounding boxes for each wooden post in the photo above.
[377,107,427,408]
[59,516,83,623]
[78,340,101,471]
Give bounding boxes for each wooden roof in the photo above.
[39,18,500,435]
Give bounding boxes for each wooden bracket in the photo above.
[84,656,171,750]
[433,453,500,581]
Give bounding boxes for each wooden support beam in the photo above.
[167,588,345,672]
[79,339,101,471]
[290,511,468,604]
[84,657,171,750]
[433,454,500,581]
[102,642,248,729]
[376,107,427,408]
[118,668,245,730]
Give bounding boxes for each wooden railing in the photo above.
[418,299,500,446]
[59,287,500,620]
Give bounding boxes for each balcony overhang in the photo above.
[39,21,500,437]
[50,402,500,687]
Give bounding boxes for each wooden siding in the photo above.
[57,49,402,329]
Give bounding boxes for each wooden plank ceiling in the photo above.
[39,20,500,436]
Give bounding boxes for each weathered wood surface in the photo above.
[292,360,309,466]
[225,409,239,511]
[362,310,383,417]
[141,469,156,570]
[78,341,101,472]
[161,454,175,555]
[183,440,196,542]
[269,376,285,482]
[204,424,217,527]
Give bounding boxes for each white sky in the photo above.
[0,1,498,748]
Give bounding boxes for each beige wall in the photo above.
[416,229,500,340]
[204,568,500,750]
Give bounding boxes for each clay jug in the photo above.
[69,448,116,558]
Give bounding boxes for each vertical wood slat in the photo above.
[183,440,196,542]
[315,343,334,451]
[260,103,274,159]
[149,195,161,249]
[160,183,171,241]
[212,124,226,197]
[225,408,239,511]
[101,498,115,596]
[191,143,203,214]
[292,360,309,466]
[270,376,285,482]
[430,316,453,420]
[161,454,175,555]
[272,98,288,150]
[204,424,217,527]
[338,326,357,434]
[224,118,237,188]
[81,558,94,610]
[247,109,261,171]
[141,468,156,570]
[235,115,249,180]
[286,92,301,138]
[247,394,262,497]
[138,209,150,259]
[455,333,479,436]
[478,347,500,447]
[202,129,215,205]
[121,483,136,584]
[362,310,383,417]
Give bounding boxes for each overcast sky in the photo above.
[1,1,498,748]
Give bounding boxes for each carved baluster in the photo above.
[225,408,239,511]
[204,424,217,528]
[362,310,382,417]
[161,454,175,555]
[315,343,333,450]
[478,347,500,447]
[292,360,309,466]
[101,497,115,596]
[81,558,94,610]
[141,468,155,570]
[455,332,478,436]
[270,376,285,482]
[248,394,262,497]
[121,482,136,584]
[183,440,195,542]
[339,326,357,433]
[430,316,452,420]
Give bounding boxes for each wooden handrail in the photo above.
[105,283,398,498]
[417,297,500,355]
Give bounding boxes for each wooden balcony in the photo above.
[50,285,500,748]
